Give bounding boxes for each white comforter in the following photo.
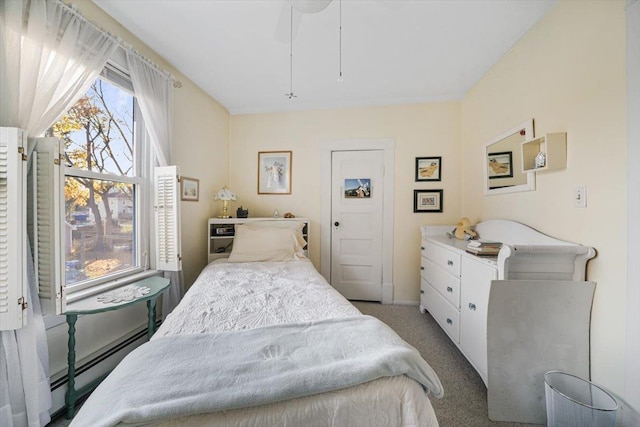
[74,260,442,426]
[71,316,443,427]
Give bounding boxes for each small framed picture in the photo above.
[258,151,292,194]
[487,151,513,179]
[344,178,371,198]
[415,156,442,182]
[180,177,199,201]
[414,189,443,213]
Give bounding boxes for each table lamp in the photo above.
[214,187,236,218]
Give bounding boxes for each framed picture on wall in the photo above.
[258,151,292,194]
[344,178,371,198]
[414,189,443,213]
[487,151,513,179]
[415,156,442,181]
[180,177,199,201]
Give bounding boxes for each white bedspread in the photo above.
[155,259,361,337]
[70,316,443,427]
[72,260,443,426]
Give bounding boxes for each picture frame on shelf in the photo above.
[180,176,199,201]
[414,189,443,213]
[258,151,292,194]
[487,151,513,179]
[415,156,442,181]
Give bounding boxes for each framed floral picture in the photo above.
[414,189,443,213]
[258,151,292,194]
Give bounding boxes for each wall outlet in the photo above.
[574,186,587,208]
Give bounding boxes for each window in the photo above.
[48,65,148,296]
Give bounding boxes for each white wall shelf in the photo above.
[521,132,567,173]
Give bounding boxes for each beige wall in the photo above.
[461,0,627,396]
[47,1,229,380]
[49,0,630,410]
[229,103,461,303]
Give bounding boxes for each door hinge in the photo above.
[18,297,28,310]
[18,147,27,161]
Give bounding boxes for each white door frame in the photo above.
[626,0,640,412]
[320,138,394,304]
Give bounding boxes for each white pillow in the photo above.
[227,223,306,262]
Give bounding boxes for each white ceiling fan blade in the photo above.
[288,0,332,14]
[274,3,303,43]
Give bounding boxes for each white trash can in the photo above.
[544,371,618,427]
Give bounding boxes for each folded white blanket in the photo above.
[71,315,443,427]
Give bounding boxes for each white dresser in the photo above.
[419,219,596,424]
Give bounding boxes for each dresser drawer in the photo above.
[421,258,460,308]
[422,283,460,343]
[422,240,461,276]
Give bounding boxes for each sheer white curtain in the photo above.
[0,1,118,425]
[126,51,183,318]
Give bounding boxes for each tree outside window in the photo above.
[49,78,139,287]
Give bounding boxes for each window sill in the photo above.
[66,270,163,305]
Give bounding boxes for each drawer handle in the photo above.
[446,286,453,293]
[421,246,425,250]
[420,266,424,270]
[446,318,453,325]
[447,260,454,266]
[468,303,476,311]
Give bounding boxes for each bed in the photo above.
[71,221,443,426]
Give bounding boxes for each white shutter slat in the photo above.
[0,128,27,331]
[154,166,181,271]
[29,137,65,314]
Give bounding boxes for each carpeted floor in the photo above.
[352,301,542,427]
[49,302,542,427]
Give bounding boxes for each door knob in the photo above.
[334,222,340,226]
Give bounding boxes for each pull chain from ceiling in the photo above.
[285,5,297,99]
[338,0,343,83]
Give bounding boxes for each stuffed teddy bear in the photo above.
[453,217,478,240]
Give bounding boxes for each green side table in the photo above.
[65,276,171,419]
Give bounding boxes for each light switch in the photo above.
[574,186,587,208]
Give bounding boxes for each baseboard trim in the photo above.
[392,300,420,306]
[50,323,154,390]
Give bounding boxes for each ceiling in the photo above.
[93,0,556,115]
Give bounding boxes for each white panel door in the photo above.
[331,150,384,301]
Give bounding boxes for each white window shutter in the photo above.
[29,137,65,315]
[0,128,28,330]
[154,166,181,271]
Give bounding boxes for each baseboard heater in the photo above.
[49,319,161,419]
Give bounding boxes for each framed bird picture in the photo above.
[415,156,442,182]
[487,151,513,179]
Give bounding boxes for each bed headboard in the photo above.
[207,217,309,263]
